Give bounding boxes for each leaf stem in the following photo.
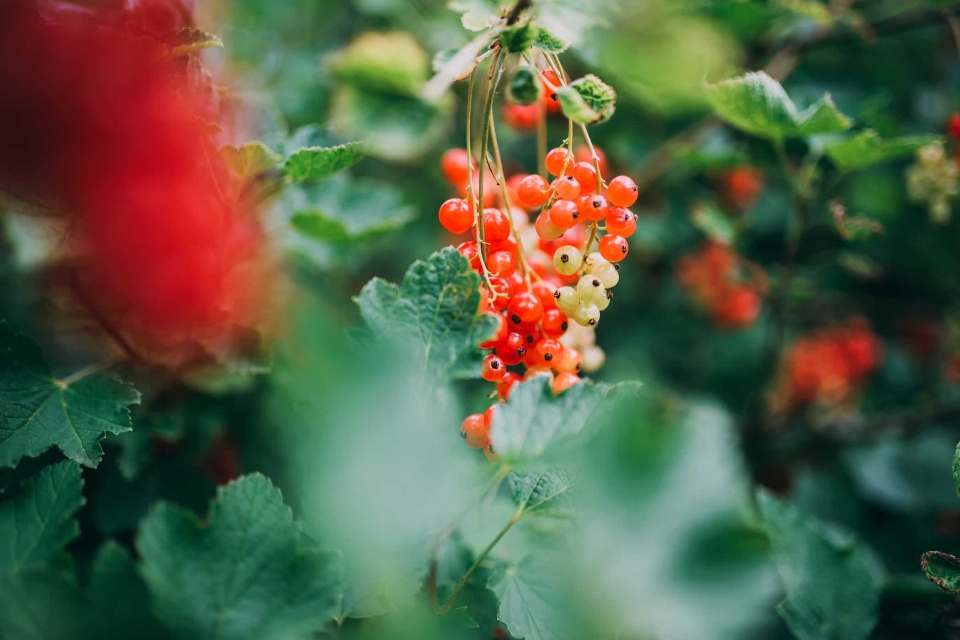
[441,507,523,614]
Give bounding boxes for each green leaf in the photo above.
[557,74,617,125]
[0,323,140,468]
[329,31,429,97]
[509,67,540,105]
[508,466,577,517]
[0,542,170,640]
[435,531,499,637]
[281,141,369,183]
[824,130,941,171]
[220,142,282,180]
[355,248,498,381]
[167,28,223,59]
[488,375,617,464]
[704,71,851,140]
[287,173,415,244]
[921,551,960,594]
[500,22,537,53]
[137,473,342,640]
[758,489,883,640]
[490,553,582,640]
[534,27,569,53]
[423,30,497,101]
[0,460,83,571]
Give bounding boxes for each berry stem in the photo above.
[464,66,497,295]
[476,48,505,265]
[441,508,523,614]
[488,110,533,289]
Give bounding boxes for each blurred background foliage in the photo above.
[7,0,960,639]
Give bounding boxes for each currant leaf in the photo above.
[508,466,577,518]
[921,551,960,594]
[281,141,369,183]
[221,142,282,180]
[355,247,499,381]
[557,74,617,125]
[758,489,883,640]
[704,71,851,140]
[0,324,140,468]
[288,173,414,244]
[824,130,941,171]
[488,375,617,464]
[137,473,342,640]
[0,460,83,571]
[490,552,583,640]
[534,27,569,53]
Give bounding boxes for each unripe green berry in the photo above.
[576,274,606,305]
[554,286,579,315]
[574,302,600,327]
[553,246,583,276]
[592,262,619,288]
[596,290,612,311]
[584,252,608,272]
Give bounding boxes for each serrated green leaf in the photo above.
[281,141,369,183]
[488,376,616,464]
[435,531,499,637]
[500,22,536,53]
[0,541,169,640]
[490,553,582,640]
[220,142,282,180]
[508,466,577,517]
[557,74,617,125]
[921,551,960,593]
[0,460,83,571]
[329,31,429,97]
[355,248,498,381]
[167,28,223,59]
[509,67,540,105]
[824,130,941,171]
[137,474,342,640]
[0,324,140,468]
[287,173,415,244]
[534,27,569,53]
[704,71,851,140]
[758,490,882,640]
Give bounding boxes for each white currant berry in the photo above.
[596,290,612,311]
[554,286,579,315]
[581,345,606,372]
[553,246,583,276]
[576,274,606,305]
[574,302,601,327]
[592,262,619,288]
[584,252,608,272]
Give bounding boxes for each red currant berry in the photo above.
[531,280,558,310]
[477,285,490,314]
[497,372,522,400]
[502,102,541,130]
[481,353,507,381]
[439,198,474,234]
[576,194,609,222]
[484,443,499,461]
[490,233,518,256]
[478,311,508,348]
[599,234,629,262]
[457,241,481,271]
[489,276,513,310]
[517,174,551,207]
[531,338,562,366]
[479,208,511,244]
[441,148,470,186]
[575,146,609,179]
[553,372,580,394]
[553,175,581,200]
[488,250,517,277]
[508,292,544,325]
[545,147,572,176]
[461,413,488,449]
[556,347,582,373]
[484,404,498,428]
[535,211,565,240]
[541,309,569,338]
[547,199,579,230]
[608,175,638,207]
[606,207,637,238]
[572,162,598,192]
[496,331,528,366]
[950,112,960,139]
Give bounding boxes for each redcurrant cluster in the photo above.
[436,68,635,458]
[769,318,883,416]
[675,241,767,330]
